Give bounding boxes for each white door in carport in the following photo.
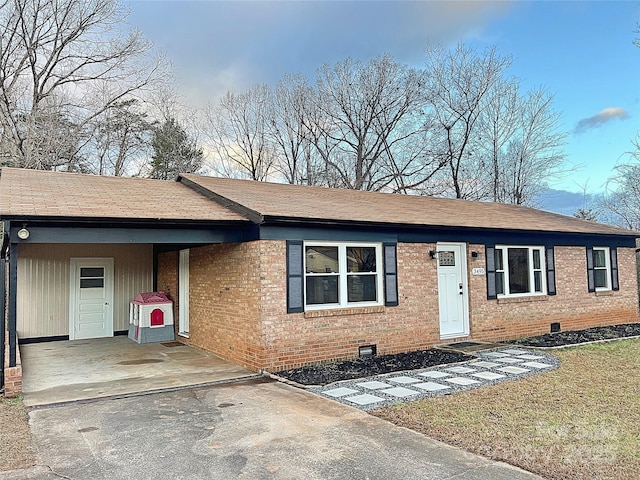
[179,249,190,336]
[437,243,469,339]
[69,258,114,340]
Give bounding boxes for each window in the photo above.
[79,267,105,289]
[592,247,611,291]
[304,242,383,309]
[495,246,546,297]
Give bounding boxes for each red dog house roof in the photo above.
[132,292,172,304]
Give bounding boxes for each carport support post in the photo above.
[7,242,17,368]
[0,256,5,389]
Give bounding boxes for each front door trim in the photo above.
[437,242,470,339]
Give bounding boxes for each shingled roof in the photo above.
[179,173,637,237]
[0,168,635,237]
[0,167,246,223]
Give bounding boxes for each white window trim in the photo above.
[593,246,611,292]
[304,241,384,310]
[496,245,547,298]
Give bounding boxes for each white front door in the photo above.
[178,249,190,337]
[437,243,469,339]
[69,258,114,340]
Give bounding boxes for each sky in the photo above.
[125,0,640,195]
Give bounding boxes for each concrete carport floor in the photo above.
[3,378,541,480]
[20,336,258,407]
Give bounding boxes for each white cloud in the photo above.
[574,107,630,134]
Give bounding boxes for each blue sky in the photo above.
[126,1,640,194]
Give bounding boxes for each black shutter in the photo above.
[610,247,619,291]
[383,243,399,306]
[546,246,556,296]
[586,246,595,293]
[486,245,497,300]
[286,241,304,313]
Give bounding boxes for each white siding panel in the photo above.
[18,244,153,338]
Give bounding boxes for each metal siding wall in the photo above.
[17,244,152,338]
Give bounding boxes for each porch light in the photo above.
[17,226,29,240]
[429,250,438,259]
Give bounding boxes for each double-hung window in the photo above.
[593,247,611,290]
[587,246,619,293]
[304,242,383,309]
[495,245,546,297]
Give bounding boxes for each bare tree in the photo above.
[0,0,167,170]
[499,88,567,205]
[205,84,276,181]
[4,95,91,172]
[600,135,640,230]
[269,75,321,185]
[477,78,521,202]
[200,47,568,202]
[90,99,153,176]
[571,181,601,221]
[308,54,440,192]
[423,43,512,199]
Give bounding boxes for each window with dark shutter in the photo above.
[383,243,398,306]
[286,241,304,313]
[587,246,617,293]
[487,245,553,298]
[610,247,619,291]
[586,246,595,292]
[546,246,556,295]
[485,245,497,300]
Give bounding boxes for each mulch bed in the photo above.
[511,322,640,348]
[276,349,471,386]
[276,323,640,386]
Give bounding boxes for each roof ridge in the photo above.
[178,174,264,224]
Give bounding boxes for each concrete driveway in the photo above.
[21,337,257,407]
[2,378,540,480]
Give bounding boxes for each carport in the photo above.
[21,337,258,407]
[0,168,255,397]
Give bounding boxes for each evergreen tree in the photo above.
[149,118,203,180]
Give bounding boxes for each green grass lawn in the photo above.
[373,339,640,480]
[0,395,34,471]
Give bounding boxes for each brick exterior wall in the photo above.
[157,240,640,373]
[469,244,640,342]
[260,242,442,371]
[3,331,22,398]
[158,244,265,370]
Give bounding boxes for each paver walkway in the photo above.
[311,347,559,411]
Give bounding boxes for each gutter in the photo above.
[262,215,640,239]
[0,215,251,229]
